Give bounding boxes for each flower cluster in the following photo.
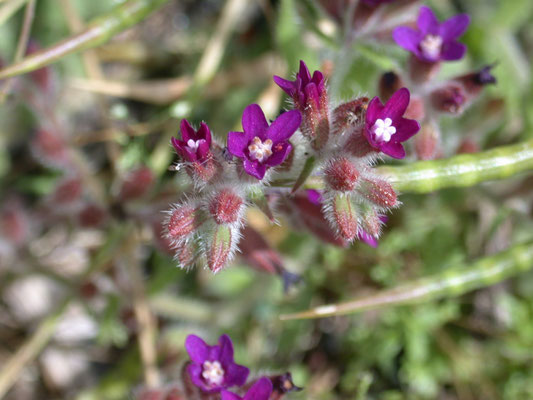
[134,334,301,400]
[388,6,496,159]
[163,58,422,272]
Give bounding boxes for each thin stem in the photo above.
[280,240,533,320]
[0,0,170,79]
[0,0,28,27]
[0,0,35,103]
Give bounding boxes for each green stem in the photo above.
[379,139,533,193]
[0,0,170,80]
[280,240,533,320]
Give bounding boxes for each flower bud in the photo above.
[204,224,238,273]
[173,241,196,270]
[1,201,30,247]
[331,97,369,136]
[408,54,441,84]
[430,84,467,114]
[326,193,359,241]
[414,121,440,160]
[270,372,303,397]
[404,96,425,120]
[165,203,203,245]
[78,204,107,228]
[454,64,496,98]
[324,157,359,192]
[357,177,397,209]
[31,129,70,169]
[117,166,154,201]
[378,72,403,101]
[208,188,244,225]
[52,176,83,205]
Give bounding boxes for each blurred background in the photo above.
[1,0,533,399]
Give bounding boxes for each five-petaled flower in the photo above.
[185,334,249,393]
[221,377,273,400]
[273,60,325,111]
[171,119,212,163]
[393,6,470,63]
[364,88,420,159]
[227,104,301,180]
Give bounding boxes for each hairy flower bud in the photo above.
[208,188,244,225]
[378,72,403,102]
[357,177,397,209]
[173,241,197,270]
[204,224,239,273]
[326,193,359,241]
[52,176,83,204]
[31,129,71,169]
[454,64,496,98]
[324,157,359,192]
[430,84,467,114]
[165,203,203,245]
[117,166,154,201]
[414,121,440,160]
[331,97,369,136]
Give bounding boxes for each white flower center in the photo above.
[202,360,225,386]
[186,139,205,153]
[248,136,273,163]
[420,34,443,59]
[372,118,396,142]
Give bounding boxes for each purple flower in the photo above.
[273,60,325,110]
[227,104,301,180]
[221,377,273,400]
[364,88,420,159]
[171,119,212,163]
[393,6,470,63]
[306,189,322,206]
[185,334,249,393]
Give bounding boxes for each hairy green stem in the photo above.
[280,240,533,320]
[379,139,533,193]
[0,0,169,80]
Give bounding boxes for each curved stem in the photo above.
[280,240,533,320]
[0,0,170,80]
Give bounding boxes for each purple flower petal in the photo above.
[185,335,209,364]
[244,159,267,180]
[394,118,420,141]
[298,60,311,82]
[382,87,410,120]
[306,189,323,205]
[417,6,439,35]
[218,334,234,364]
[180,119,195,142]
[358,229,378,247]
[224,362,250,388]
[197,140,211,160]
[439,14,470,40]
[242,104,269,141]
[382,141,406,159]
[264,142,292,167]
[273,75,296,96]
[198,122,212,146]
[440,41,467,61]
[243,377,273,400]
[186,363,205,388]
[227,131,249,158]
[365,97,384,126]
[392,27,423,53]
[221,391,241,400]
[267,110,301,143]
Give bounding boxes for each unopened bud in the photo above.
[205,224,238,273]
[455,64,496,97]
[78,204,107,227]
[118,166,154,201]
[331,97,369,136]
[165,204,203,244]
[189,156,220,183]
[328,193,359,241]
[414,121,440,160]
[208,188,244,225]
[31,129,70,169]
[379,72,403,101]
[430,84,466,114]
[324,157,359,192]
[173,241,196,270]
[52,176,82,204]
[357,177,397,209]
[404,96,425,120]
[1,202,30,246]
[270,372,303,397]
[408,54,441,84]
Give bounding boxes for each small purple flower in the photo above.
[185,334,249,393]
[171,119,212,163]
[393,6,470,63]
[221,377,273,400]
[306,189,322,206]
[227,104,301,180]
[364,88,420,159]
[273,60,325,110]
[358,215,388,247]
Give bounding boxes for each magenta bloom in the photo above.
[273,60,325,110]
[393,6,470,63]
[221,377,273,400]
[185,334,249,393]
[227,104,301,180]
[364,88,420,159]
[171,119,212,163]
